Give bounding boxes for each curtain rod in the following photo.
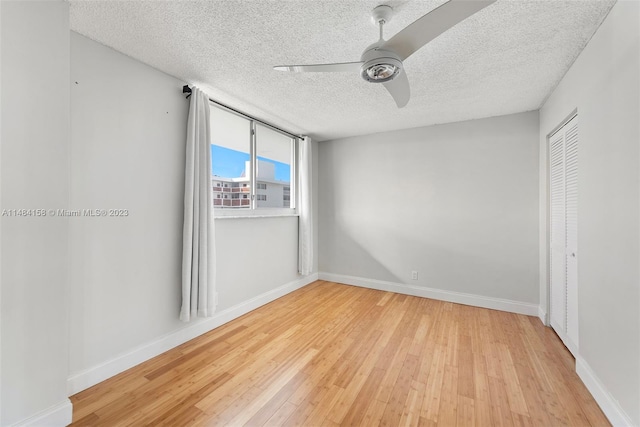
[182,85,302,140]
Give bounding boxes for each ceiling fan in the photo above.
[274,0,496,108]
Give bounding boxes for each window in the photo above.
[210,104,296,215]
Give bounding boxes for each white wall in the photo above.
[0,1,72,425]
[1,3,4,422]
[69,32,316,391]
[539,1,640,424]
[318,111,540,307]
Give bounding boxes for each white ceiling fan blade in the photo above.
[274,62,362,73]
[383,70,410,108]
[382,0,496,61]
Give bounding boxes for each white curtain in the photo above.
[298,136,313,276]
[180,86,217,322]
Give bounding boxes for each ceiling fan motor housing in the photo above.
[360,43,403,83]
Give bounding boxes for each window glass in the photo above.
[255,124,293,208]
[210,106,251,209]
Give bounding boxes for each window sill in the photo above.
[214,210,298,220]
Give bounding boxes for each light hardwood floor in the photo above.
[71,281,609,426]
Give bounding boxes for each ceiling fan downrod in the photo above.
[360,5,402,84]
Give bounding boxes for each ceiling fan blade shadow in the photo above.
[274,62,362,73]
[382,0,496,61]
[383,70,410,108]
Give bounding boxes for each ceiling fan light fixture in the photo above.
[360,57,402,83]
[365,63,398,81]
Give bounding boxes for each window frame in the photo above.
[210,102,298,218]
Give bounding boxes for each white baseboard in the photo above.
[67,273,318,395]
[576,357,635,427]
[13,398,72,427]
[318,272,539,317]
[538,306,547,325]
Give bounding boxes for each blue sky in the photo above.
[211,145,290,182]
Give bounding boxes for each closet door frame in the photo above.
[545,109,579,356]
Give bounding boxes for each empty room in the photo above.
[1,0,638,426]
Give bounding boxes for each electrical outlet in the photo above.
[411,271,418,280]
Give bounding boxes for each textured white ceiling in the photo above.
[69,0,615,141]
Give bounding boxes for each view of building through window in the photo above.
[210,105,293,209]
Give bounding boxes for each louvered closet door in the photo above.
[549,115,579,356]
[549,130,566,337]
[564,118,578,352]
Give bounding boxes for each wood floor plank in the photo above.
[375,336,412,404]
[495,343,530,416]
[334,329,383,388]
[244,371,308,427]
[474,396,494,426]
[488,376,516,427]
[326,336,387,423]
[146,371,233,425]
[282,384,330,426]
[399,380,425,427]
[264,401,298,427]
[70,375,150,421]
[457,334,475,399]
[226,348,318,426]
[194,357,279,415]
[511,358,554,426]
[571,376,611,426]
[419,345,447,422]
[69,412,99,427]
[339,367,385,426]
[543,357,593,427]
[303,384,344,426]
[410,314,433,358]
[70,281,610,427]
[473,347,491,403]
[289,335,354,406]
[437,363,459,427]
[358,398,386,427]
[199,383,263,425]
[457,395,476,427]
[378,353,419,427]
[376,291,393,307]
[144,325,245,380]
